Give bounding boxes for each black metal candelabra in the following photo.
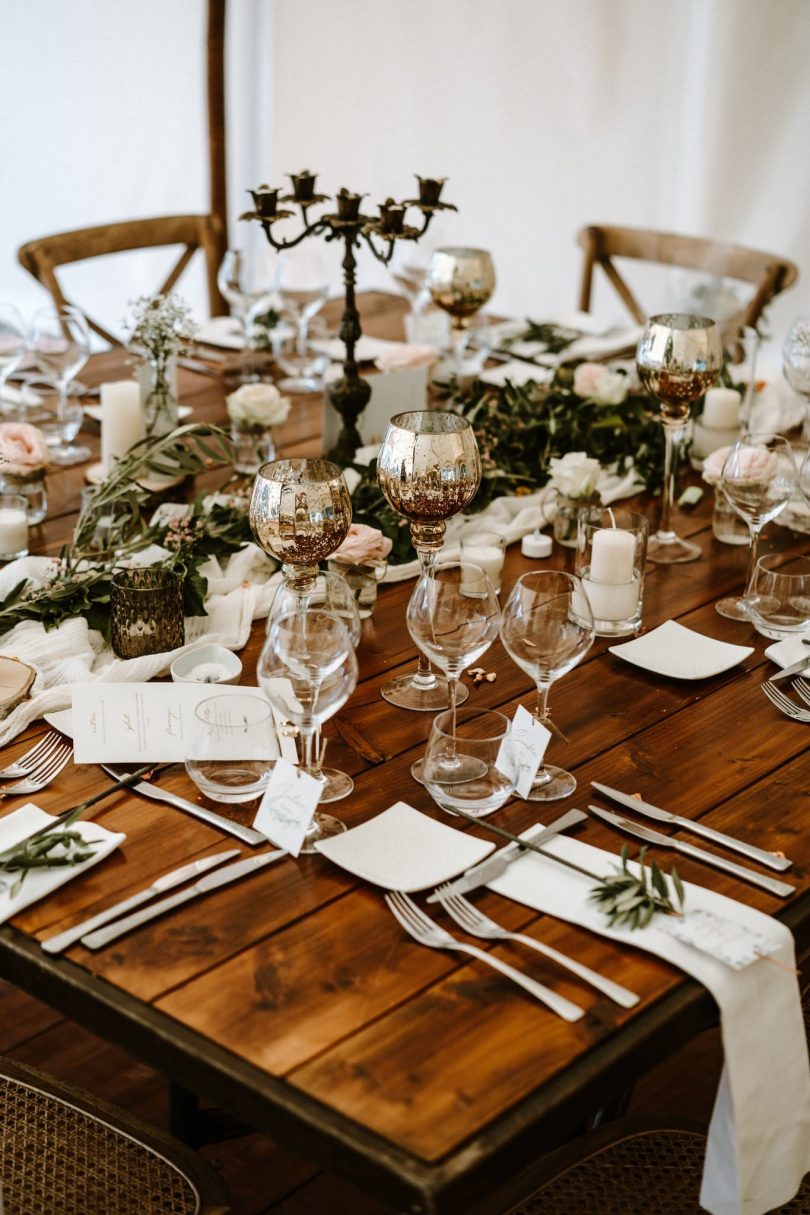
[241,171,456,464]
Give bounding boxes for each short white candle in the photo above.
[590,528,635,585]
[702,387,741,431]
[460,543,504,592]
[101,380,145,473]
[0,506,29,557]
[581,573,640,622]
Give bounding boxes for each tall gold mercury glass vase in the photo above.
[377,410,482,711]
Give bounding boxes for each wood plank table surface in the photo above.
[1,292,809,1215]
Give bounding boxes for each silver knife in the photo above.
[426,809,586,903]
[587,805,795,898]
[770,655,810,683]
[40,849,241,955]
[101,764,267,846]
[81,849,287,949]
[591,782,792,872]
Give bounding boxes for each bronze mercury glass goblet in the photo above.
[377,410,482,711]
[426,247,496,378]
[636,313,723,564]
[249,458,352,598]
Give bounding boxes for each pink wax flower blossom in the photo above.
[0,422,50,476]
[332,523,392,564]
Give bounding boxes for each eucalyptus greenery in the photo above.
[590,845,684,929]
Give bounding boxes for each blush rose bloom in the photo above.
[702,444,777,486]
[0,422,50,476]
[573,362,629,405]
[226,383,291,428]
[331,523,393,564]
[547,451,601,500]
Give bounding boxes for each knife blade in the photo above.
[40,849,241,955]
[101,764,267,846]
[587,805,795,898]
[81,849,287,949]
[769,655,810,683]
[426,809,587,903]
[591,782,792,872]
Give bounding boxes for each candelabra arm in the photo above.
[260,216,329,252]
[362,231,398,268]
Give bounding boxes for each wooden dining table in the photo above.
[1,291,809,1215]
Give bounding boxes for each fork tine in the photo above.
[795,678,810,707]
[762,683,808,719]
[0,730,59,778]
[28,743,72,782]
[385,893,427,942]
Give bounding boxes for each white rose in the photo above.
[547,451,602,499]
[226,383,291,428]
[573,362,629,405]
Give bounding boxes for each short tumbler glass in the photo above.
[749,554,810,640]
[110,568,185,658]
[185,692,278,803]
[422,707,518,819]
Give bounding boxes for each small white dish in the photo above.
[609,620,754,680]
[170,645,242,685]
[314,801,495,892]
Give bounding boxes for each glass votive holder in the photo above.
[110,568,185,659]
[574,507,648,637]
[185,692,277,803]
[749,554,810,641]
[0,493,29,560]
[326,558,386,620]
[712,490,749,545]
[458,520,506,592]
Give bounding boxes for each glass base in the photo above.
[715,595,750,621]
[381,668,469,712]
[318,766,354,803]
[647,531,701,564]
[410,754,486,785]
[49,442,92,466]
[278,374,322,394]
[299,811,347,854]
[524,763,577,802]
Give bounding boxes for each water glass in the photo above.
[749,554,810,640]
[185,693,278,803]
[423,708,518,818]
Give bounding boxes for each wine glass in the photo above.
[783,317,810,439]
[422,708,520,819]
[249,458,352,598]
[217,247,277,372]
[376,410,482,711]
[389,241,432,318]
[426,247,496,377]
[715,434,797,620]
[266,569,361,802]
[0,305,27,416]
[257,609,357,851]
[275,248,330,392]
[29,305,91,464]
[407,561,500,782]
[636,313,723,563]
[500,570,594,801]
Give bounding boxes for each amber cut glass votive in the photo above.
[110,568,185,658]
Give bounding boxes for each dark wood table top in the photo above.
[2,292,809,1215]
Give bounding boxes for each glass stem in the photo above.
[742,526,761,603]
[296,316,308,358]
[658,420,684,540]
[535,683,550,724]
[300,723,316,774]
[447,675,459,758]
[57,380,70,450]
[412,544,437,690]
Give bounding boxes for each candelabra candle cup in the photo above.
[250,187,280,218]
[574,508,648,637]
[458,521,506,593]
[0,494,29,560]
[110,568,185,659]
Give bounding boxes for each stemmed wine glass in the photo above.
[29,304,91,465]
[376,410,482,711]
[715,434,797,620]
[783,317,810,439]
[500,570,594,801]
[636,313,723,563]
[407,561,500,782]
[426,247,495,377]
[257,609,357,850]
[0,305,27,416]
[249,458,352,599]
[217,247,277,375]
[274,248,330,392]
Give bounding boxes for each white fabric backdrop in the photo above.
[1,0,809,344]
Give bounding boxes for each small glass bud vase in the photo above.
[712,490,749,545]
[139,355,179,437]
[327,557,386,619]
[553,495,595,548]
[230,422,277,476]
[0,469,47,524]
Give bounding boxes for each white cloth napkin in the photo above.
[764,637,810,668]
[0,802,125,923]
[488,830,810,1215]
[195,316,246,350]
[0,545,280,748]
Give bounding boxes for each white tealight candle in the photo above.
[0,506,28,559]
[101,380,146,473]
[702,387,741,431]
[589,528,635,585]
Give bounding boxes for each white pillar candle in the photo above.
[702,387,741,430]
[581,574,641,622]
[460,544,504,592]
[101,381,146,473]
[590,528,635,584]
[0,506,29,558]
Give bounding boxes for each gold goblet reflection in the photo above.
[377,410,482,711]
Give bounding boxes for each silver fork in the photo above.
[384,892,584,1022]
[0,742,73,797]
[0,731,66,780]
[435,889,639,1009]
[793,677,810,708]
[762,682,810,722]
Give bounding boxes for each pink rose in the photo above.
[331,523,392,564]
[702,444,777,486]
[0,422,49,475]
[573,362,629,405]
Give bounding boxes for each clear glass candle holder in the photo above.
[0,470,47,525]
[0,493,29,560]
[574,507,648,637]
[458,520,506,592]
[230,422,276,475]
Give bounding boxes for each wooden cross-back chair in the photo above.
[17,213,226,346]
[577,224,798,332]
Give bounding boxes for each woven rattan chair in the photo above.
[0,1056,231,1214]
[577,224,798,332]
[17,213,226,346]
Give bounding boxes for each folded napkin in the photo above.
[0,803,125,924]
[488,831,810,1215]
[311,335,404,363]
[764,637,810,668]
[195,317,246,350]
